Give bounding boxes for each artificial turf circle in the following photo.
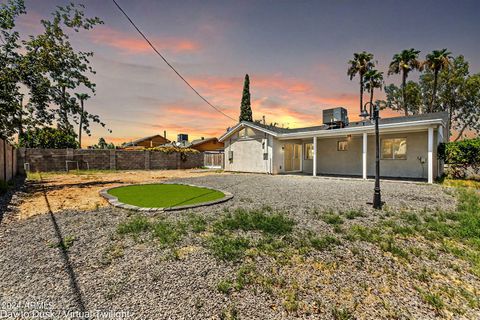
[106,183,226,208]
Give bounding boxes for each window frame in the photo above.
[238,127,256,139]
[381,138,407,160]
[304,143,314,160]
[337,140,348,151]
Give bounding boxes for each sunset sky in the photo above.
[15,0,480,146]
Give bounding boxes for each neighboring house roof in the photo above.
[190,137,218,146]
[161,140,194,148]
[219,112,449,142]
[123,134,170,147]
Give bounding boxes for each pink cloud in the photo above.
[89,26,201,54]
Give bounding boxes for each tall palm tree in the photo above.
[347,51,375,115]
[388,48,422,116]
[424,49,452,112]
[364,69,384,117]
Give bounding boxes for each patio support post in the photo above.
[362,132,367,179]
[313,136,317,177]
[437,125,444,176]
[428,127,434,184]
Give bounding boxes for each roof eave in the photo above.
[218,121,279,142]
[277,118,446,139]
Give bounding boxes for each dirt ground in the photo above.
[19,169,222,219]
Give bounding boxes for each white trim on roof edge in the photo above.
[218,122,280,141]
[219,118,446,142]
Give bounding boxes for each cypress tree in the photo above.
[239,74,253,122]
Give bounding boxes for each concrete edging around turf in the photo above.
[99,182,233,212]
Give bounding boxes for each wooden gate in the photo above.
[203,151,224,169]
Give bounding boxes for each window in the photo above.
[381,138,407,159]
[238,127,255,139]
[337,140,348,151]
[304,143,314,159]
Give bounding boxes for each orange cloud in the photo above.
[91,73,404,144]
[90,26,201,54]
[165,105,230,120]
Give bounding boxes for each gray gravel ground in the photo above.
[1,173,477,320]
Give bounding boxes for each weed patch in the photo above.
[49,235,76,251]
[117,216,150,235]
[321,213,344,225]
[207,234,250,261]
[151,220,186,247]
[214,208,295,235]
[344,210,365,220]
[309,235,341,251]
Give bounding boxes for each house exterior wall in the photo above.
[366,130,436,179]
[221,122,444,180]
[315,135,363,176]
[224,128,269,173]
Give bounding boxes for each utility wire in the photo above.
[111,0,236,122]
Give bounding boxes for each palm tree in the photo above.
[347,51,375,115]
[424,49,452,112]
[364,69,384,117]
[388,48,422,116]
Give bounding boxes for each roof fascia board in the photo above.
[219,122,278,141]
[277,119,444,140]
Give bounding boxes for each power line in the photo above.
[111,0,236,122]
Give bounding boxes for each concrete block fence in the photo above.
[17,148,204,173]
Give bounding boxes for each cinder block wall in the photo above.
[18,148,205,172]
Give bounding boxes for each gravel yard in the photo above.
[1,173,479,319]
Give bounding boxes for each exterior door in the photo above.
[284,143,301,172]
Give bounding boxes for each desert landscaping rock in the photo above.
[1,173,477,319]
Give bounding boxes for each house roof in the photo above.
[162,141,192,148]
[219,112,449,141]
[190,137,219,146]
[123,134,170,147]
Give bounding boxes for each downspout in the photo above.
[264,132,268,174]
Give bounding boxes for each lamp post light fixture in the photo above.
[361,101,383,210]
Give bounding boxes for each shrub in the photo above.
[146,146,199,162]
[438,138,480,179]
[19,127,79,149]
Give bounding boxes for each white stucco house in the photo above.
[218,109,449,183]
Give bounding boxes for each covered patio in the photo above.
[277,122,444,183]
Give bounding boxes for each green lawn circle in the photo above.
[107,183,226,208]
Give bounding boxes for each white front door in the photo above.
[284,143,301,172]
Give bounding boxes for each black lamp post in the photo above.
[361,101,383,210]
[372,102,382,209]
